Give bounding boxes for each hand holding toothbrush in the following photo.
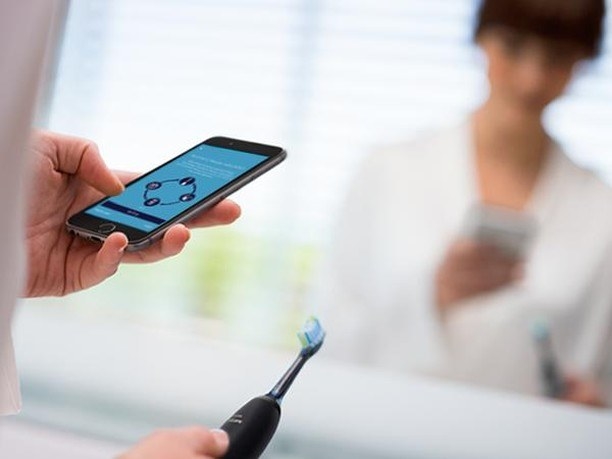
[530,320,605,408]
[560,374,606,408]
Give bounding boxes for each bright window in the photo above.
[43,0,612,343]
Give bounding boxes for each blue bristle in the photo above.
[530,318,550,341]
[297,316,325,353]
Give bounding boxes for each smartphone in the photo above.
[462,204,537,259]
[66,136,286,251]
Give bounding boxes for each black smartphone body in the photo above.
[66,136,286,251]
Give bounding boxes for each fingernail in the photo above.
[111,181,125,196]
[211,429,229,448]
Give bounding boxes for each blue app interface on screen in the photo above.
[86,144,267,232]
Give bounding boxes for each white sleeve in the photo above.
[0,0,65,416]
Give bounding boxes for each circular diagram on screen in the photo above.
[143,177,197,206]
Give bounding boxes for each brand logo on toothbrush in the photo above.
[227,414,244,425]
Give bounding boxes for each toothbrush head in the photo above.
[297,316,325,358]
[530,318,550,342]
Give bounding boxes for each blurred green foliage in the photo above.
[183,227,322,348]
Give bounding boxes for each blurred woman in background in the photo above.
[319,0,612,407]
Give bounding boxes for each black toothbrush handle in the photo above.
[220,395,281,459]
[542,358,566,398]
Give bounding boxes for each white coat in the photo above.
[318,120,612,398]
[0,1,63,415]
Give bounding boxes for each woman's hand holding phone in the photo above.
[24,130,241,298]
[435,239,524,312]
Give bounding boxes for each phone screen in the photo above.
[85,143,267,233]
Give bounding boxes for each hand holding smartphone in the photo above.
[66,136,286,251]
[437,204,535,309]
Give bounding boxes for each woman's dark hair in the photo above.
[474,0,606,57]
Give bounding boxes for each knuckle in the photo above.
[85,140,100,153]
